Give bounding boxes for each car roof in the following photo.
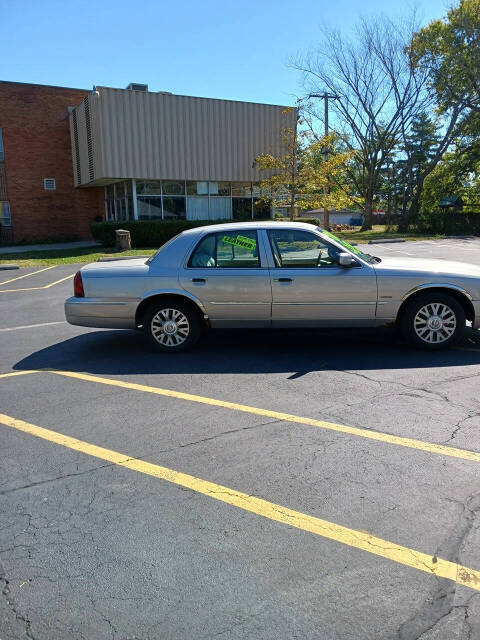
[181,221,320,235]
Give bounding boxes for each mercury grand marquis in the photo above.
[65,222,480,351]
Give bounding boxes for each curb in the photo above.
[444,235,476,240]
[0,264,19,270]
[97,256,149,262]
[368,238,406,244]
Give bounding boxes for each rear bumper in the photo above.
[65,297,137,329]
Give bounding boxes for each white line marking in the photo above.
[0,321,67,332]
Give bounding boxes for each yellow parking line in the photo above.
[50,370,480,463]
[0,274,73,293]
[0,370,39,379]
[1,411,479,591]
[0,266,55,286]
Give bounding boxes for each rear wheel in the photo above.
[143,300,202,352]
[400,292,465,349]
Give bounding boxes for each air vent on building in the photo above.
[84,96,95,182]
[72,109,82,185]
[126,83,148,92]
[44,178,56,190]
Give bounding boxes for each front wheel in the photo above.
[143,300,202,352]
[400,292,465,349]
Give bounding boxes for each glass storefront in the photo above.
[105,180,271,222]
[105,181,134,221]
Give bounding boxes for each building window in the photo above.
[0,128,4,162]
[186,181,208,196]
[44,178,56,190]
[210,182,231,196]
[163,196,186,220]
[104,180,134,221]
[162,181,185,195]
[253,199,270,219]
[232,197,252,221]
[0,201,11,226]
[136,180,161,195]
[130,179,269,223]
[232,183,252,197]
[137,196,162,220]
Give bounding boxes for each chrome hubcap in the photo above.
[151,308,189,347]
[414,303,456,344]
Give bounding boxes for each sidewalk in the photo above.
[0,240,100,254]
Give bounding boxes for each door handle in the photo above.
[191,278,206,284]
[274,277,293,283]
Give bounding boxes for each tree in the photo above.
[409,0,480,113]
[421,144,480,215]
[295,13,432,230]
[253,114,354,223]
[394,112,440,215]
[397,1,480,228]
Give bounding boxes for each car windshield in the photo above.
[318,228,381,264]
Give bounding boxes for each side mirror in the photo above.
[338,252,355,267]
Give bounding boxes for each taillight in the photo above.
[73,271,84,297]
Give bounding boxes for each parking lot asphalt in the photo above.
[2,240,480,640]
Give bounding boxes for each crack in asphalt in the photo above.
[397,491,480,640]
[1,557,35,639]
[443,413,480,444]
[0,418,281,496]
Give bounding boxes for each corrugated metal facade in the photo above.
[70,87,296,187]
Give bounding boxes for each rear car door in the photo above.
[179,229,272,327]
[265,228,378,326]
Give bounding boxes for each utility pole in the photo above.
[323,94,329,229]
[307,92,339,229]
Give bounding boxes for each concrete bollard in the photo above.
[115,229,131,251]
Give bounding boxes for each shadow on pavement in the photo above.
[13,326,480,377]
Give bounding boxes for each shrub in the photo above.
[91,220,231,247]
[273,216,321,226]
[416,210,480,235]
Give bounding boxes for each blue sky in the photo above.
[3,0,449,106]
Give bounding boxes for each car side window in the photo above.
[267,230,341,268]
[188,231,260,268]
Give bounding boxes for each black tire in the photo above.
[143,299,203,352]
[400,292,466,350]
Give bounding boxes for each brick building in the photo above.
[0,81,104,244]
[0,80,295,244]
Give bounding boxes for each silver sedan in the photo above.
[65,222,480,351]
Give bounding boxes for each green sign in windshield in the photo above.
[322,230,363,255]
[320,229,377,264]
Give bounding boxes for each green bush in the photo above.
[274,216,321,226]
[416,210,480,235]
[91,220,233,247]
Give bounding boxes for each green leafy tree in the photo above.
[409,0,480,113]
[254,120,355,223]
[394,113,441,217]
[421,144,480,215]
[295,13,433,230]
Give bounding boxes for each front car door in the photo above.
[179,229,272,327]
[264,228,378,326]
